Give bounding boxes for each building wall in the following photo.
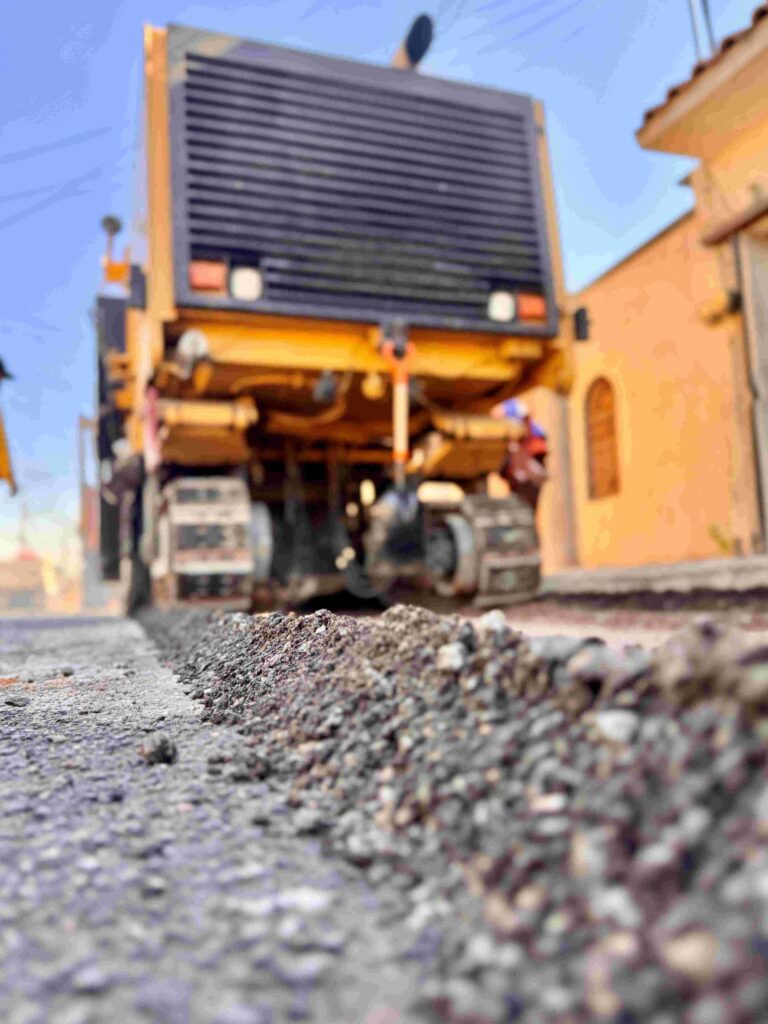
[0,556,48,613]
[526,208,760,573]
[693,133,768,230]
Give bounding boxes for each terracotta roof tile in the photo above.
[642,4,768,126]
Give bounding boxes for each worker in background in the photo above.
[490,398,548,513]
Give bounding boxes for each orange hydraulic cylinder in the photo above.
[382,341,414,489]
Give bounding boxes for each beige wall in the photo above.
[692,131,768,232]
[525,210,760,573]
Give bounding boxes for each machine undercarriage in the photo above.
[108,441,541,615]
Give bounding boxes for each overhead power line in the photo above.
[508,0,616,68]
[686,0,703,60]
[700,0,717,55]
[0,315,62,335]
[444,0,472,30]
[0,167,102,231]
[0,183,59,206]
[0,127,109,167]
[478,0,587,54]
[299,0,335,22]
[502,0,587,40]
[477,0,574,29]
[561,0,614,44]
[476,0,516,13]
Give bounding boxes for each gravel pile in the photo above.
[145,606,768,1023]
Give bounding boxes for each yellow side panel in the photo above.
[0,404,16,495]
[175,312,544,383]
[144,25,175,323]
[161,427,251,466]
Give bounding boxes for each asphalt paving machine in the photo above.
[95,16,573,611]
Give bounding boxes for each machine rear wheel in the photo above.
[425,494,541,608]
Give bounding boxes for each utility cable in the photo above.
[0,127,108,167]
[0,183,59,206]
[480,0,578,30]
[478,0,588,53]
[510,0,618,70]
[299,0,335,22]
[476,0,531,14]
[467,0,569,40]
[496,0,586,39]
[559,0,612,43]
[444,0,472,31]
[686,0,703,61]
[0,167,101,232]
[700,0,717,56]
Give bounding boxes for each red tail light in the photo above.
[188,261,227,292]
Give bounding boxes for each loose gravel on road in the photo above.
[144,604,768,1024]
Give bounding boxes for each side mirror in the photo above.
[574,306,590,341]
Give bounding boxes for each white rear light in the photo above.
[229,267,263,302]
[487,290,516,322]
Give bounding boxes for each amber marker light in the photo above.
[516,293,548,320]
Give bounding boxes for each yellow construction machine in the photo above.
[96,16,572,611]
[0,360,17,497]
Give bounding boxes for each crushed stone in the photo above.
[143,606,768,1023]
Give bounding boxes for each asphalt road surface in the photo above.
[6,605,768,1024]
[0,616,424,1024]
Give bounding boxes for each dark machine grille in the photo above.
[168,26,556,334]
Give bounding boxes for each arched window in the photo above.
[586,377,619,499]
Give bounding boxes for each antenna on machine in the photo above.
[392,14,434,70]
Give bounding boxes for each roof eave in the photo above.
[637,10,768,156]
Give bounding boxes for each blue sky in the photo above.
[0,0,759,562]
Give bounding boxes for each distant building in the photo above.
[0,551,47,613]
[528,4,768,574]
[80,483,105,609]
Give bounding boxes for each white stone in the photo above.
[594,710,639,745]
[475,610,507,635]
[436,642,467,673]
[530,792,568,814]
[590,886,642,928]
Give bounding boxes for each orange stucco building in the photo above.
[530,4,768,576]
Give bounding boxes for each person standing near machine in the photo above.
[491,398,549,512]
